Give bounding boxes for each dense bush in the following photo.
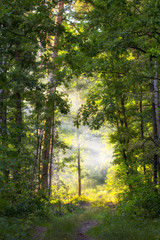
[1,193,49,217]
[118,184,160,218]
[0,216,33,240]
[0,193,52,239]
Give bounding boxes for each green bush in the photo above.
[3,193,50,218]
[0,216,32,240]
[117,184,160,218]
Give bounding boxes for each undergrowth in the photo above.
[44,200,105,240]
[43,196,160,240]
[3,192,160,240]
[88,211,160,240]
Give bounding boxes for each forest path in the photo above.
[75,220,99,240]
[34,201,116,240]
[74,201,115,240]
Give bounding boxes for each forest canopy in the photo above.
[1,0,160,239]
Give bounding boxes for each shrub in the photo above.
[117,184,160,218]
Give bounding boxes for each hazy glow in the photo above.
[61,92,113,170]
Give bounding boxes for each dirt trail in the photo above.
[74,201,116,240]
[33,202,115,240]
[75,220,99,240]
[33,226,47,240]
[74,202,99,240]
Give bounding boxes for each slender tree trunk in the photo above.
[77,126,81,196]
[120,97,129,167]
[150,58,160,185]
[121,97,128,128]
[38,130,43,190]
[139,90,146,175]
[41,1,64,193]
[0,89,9,180]
[0,57,7,143]
[153,61,160,186]
[0,89,7,141]
[31,117,40,191]
[152,102,158,185]
[49,120,55,196]
[15,92,22,147]
[42,116,51,190]
[49,1,64,194]
[13,92,22,193]
[56,152,60,190]
[153,61,160,143]
[76,81,81,196]
[120,96,134,190]
[149,56,159,185]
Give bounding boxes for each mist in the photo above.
[56,90,113,194]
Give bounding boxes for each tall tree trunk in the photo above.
[56,152,60,191]
[76,81,81,196]
[139,89,146,175]
[38,130,43,190]
[152,102,158,185]
[77,126,81,196]
[120,96,133,191]
[0,89,7,142]
[150,58,160,185]
[153,61,160,143]
[13,92,22,192]
[0,89,9,180]
[121,96,128,128]
[41,1,64,193]
[31,116,41,191]
[149,56,159,185]
[0,58,7,143]
[15,92,22,147]
[42,116,51,190]
[121,96,129,167]
[153,61,160,186]
[49,120,55,196]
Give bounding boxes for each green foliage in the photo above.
[0,216,32,240]
[118,184,160,218]
[71,195,90,205]
[69,0,160,219]
[44,214,79,240]
[2,0,160,235]
[88,211,160,240]
[0,0,73,221]
[44,200,105,240]
[3,194,48,218]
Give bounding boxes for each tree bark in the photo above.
[13,92,22,193]
[42,116,51,190]
[150,56,159,185]
[15,92,22,148]
[0,89,9,180]
[153,61,160,186]
[41,1,64,193]
[77,126,81,196]
[139,90,146,175]
[0,89,7,142]
[154,61,160,144]
[38,130,43,190]
[150,59,160,185]
[152,102,158,185]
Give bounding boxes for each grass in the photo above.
[35,198,160,240]
[43,203,104,240]
[44,214,79,240]
[88,211,160,240]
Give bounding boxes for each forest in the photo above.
[1,0,160,239]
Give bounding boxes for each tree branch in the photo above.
[4,28,38,42]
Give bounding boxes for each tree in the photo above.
[62,0,160,191]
